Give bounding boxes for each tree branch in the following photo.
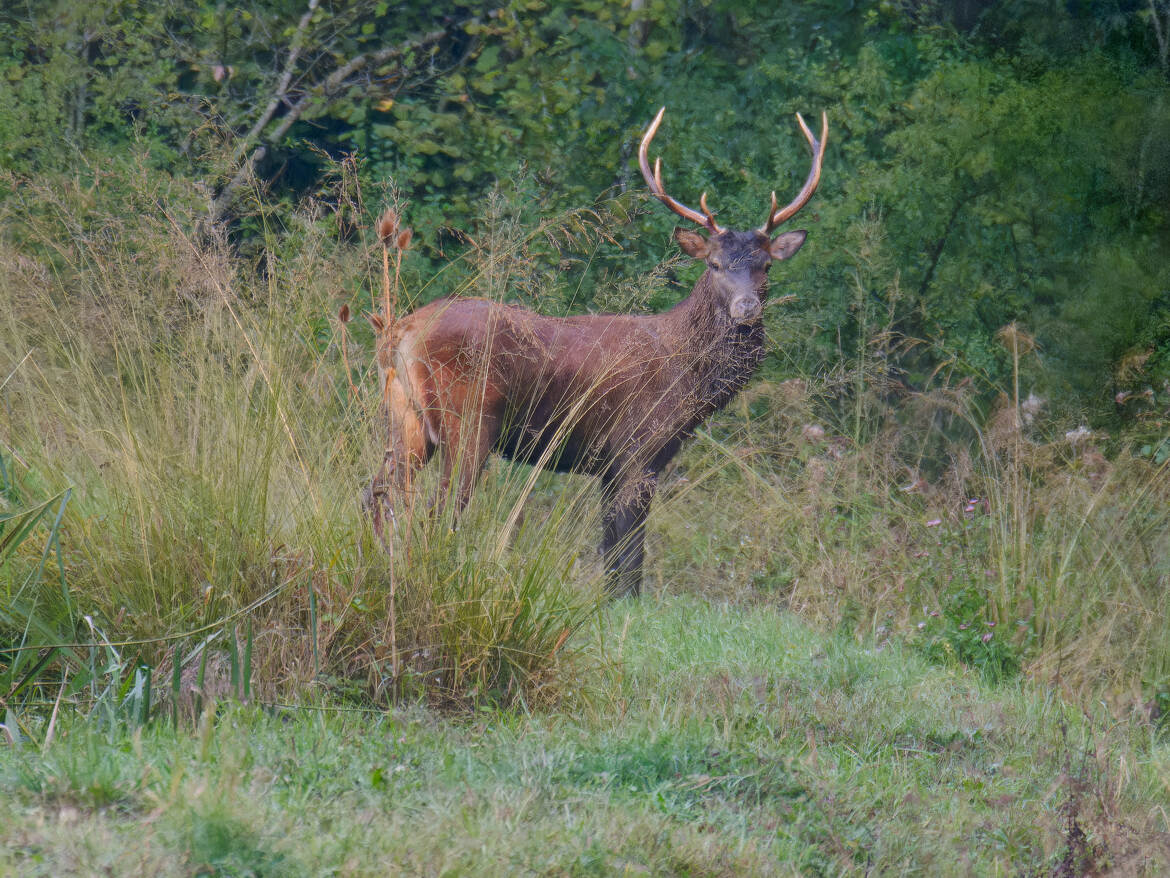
[916,194,967,303]
[1150,0,1168,76]
[231,0,319,165]
[208,26,446,224]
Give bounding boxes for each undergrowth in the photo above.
[0,165,609,732]
[1,162,1168,742]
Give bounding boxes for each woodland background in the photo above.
[3,3,1170,872]
[3,0,1169,421]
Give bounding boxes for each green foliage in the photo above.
[1141,437,1170,465]
[913,582,1021,685]
[3,0,1169,411]
[185,806,296,877]
[0,456,79,739]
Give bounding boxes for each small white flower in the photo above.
[1020,393,1045,424]
[801,423,826,442]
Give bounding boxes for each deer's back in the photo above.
[393,298,700,472]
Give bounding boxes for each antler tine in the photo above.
[698,192,719,230]
[762,110,828,235]
[639,107,724,234]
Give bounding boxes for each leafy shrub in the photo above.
[913,582,1021,685]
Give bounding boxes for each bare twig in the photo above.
[1151,0,1169,75]
[916,193,968,302]
[230,0,320,166]
[374,208,412,683]
[209,28,446,223]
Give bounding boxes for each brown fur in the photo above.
[365,227,811,596]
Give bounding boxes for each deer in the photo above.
[365,106,827,597]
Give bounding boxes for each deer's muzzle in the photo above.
[729,294,762,322]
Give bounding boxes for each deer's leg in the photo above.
[601,469,657,598]
[436,407,498,516]
[364,374,430,542]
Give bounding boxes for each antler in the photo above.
[761,111,828,235]
[639,107,724,234]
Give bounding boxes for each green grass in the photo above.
[4,171,1170,874]
[2,595,1168,875]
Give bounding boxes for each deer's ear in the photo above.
[367,312,385,332]
[768,230,807,261]
[673,227,710,259]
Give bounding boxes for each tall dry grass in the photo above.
[0,162,610,721]
[648,268,1170,716]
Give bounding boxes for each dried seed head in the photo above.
[338,303,351,324]
[377,209,399,246]
[800,423,825,442]
[396,227,413,251]
[995,321,1037,355]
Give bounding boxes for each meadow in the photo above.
[4,598,1169,875]
[2,170,1169,874]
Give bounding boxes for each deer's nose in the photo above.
[729,295,762,322]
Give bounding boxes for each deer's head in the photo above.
[639,107,827,325]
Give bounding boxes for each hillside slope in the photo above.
[3,595,1167,875]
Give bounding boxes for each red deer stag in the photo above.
[365,107,827,597]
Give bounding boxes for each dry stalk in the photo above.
[994,322,1041,611]
[338,304,357,399]
[375,207,412,682]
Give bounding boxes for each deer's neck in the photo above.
[667,272,761,343]
[666,271,719,336]
[664,271,766,408]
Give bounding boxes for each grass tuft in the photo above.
[0,166,607,717]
